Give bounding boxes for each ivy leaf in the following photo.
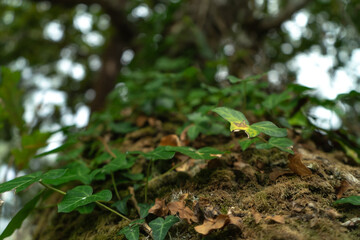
[102,152,135,173]
[112,195,132,215]
[164,146,222,160]
[118,219,145,240]
[334,196,360,206]
[149,215,179,240]
[58,185,112,213]
[75,202,96,214]
[34,138,77,158]
[212,107,249,125]
[187,125,200,140]
[41,169,68,180]
[0,171,42,193]
[141,147,175,161]
[251,121,287,137]
[42,162,92,185]
[0,191,43,239]
[139,203,154,218]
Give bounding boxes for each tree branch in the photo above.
[259,0,313,30]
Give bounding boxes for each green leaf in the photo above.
[141,147,175,161]
[0,191,43,239]
[102,152,135,173]
[239,138,260,151]
[41,169,68,180]
[187,125,200,140]
[251,121,287,137]
[149,215,179,240]
[255,137,294,154]
[118,219,145,240]
[0,171,42,193]
[163,146,221,160]
[75,203,96,214]
[42,162,92,185]
[262,91,291,110]
[112,195,132,215]
[212,107,260,137]
[58,185,112,213]
[212,107,249,125]
[139,203,154,218]
[334,196,360,206]
[228,73,266,84]
[34,139,77,158]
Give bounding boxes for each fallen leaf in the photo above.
[168,201,198,224]
[251,209,262,224]
[194,214,228,235]
[269,168,293,181]
[159,134,181,147]
[336,180,350,199]
[194,214,242,235]
[288,153,312,176]
[136,115,148,127]
[175,158,194,172]
[180,125,192,145]
[264,215,285,224]
[228,215,242,228]
[148,198,169,217]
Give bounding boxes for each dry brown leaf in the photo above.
[180,124,193,144]
[148,198,169,217]
[159,134,181,147]
[228,215,242,228]
[168,201,198,224]
[264,215,285,224]
[269,168,293,181]
[336,180,350,199]
[251,209,262,224]
[136,115,148,127]
[194,214,228,235]
[288,153,312,176]
[176,158,194,172]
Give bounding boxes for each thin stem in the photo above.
[144,160,152,203]
[40,182,66,195]
[95,201,131,222]
[243,81,247,110]
[111,172,121,200]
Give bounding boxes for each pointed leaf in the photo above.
[251,121,287,137]
[139,203,154,218]
[58,185,112,213]
[164,146,221,160]
[334,196,360,206]
[0,191,43,239]
[41,169,68,180]
[149,215,179,240]
[0,172,42,193]
[212,107,249,125]
[75,202,96,214]
[102,153,135,173]
[42,162,92,185]
[118,219,145,240]
[112,195,132,215]
[142,147,175,161]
